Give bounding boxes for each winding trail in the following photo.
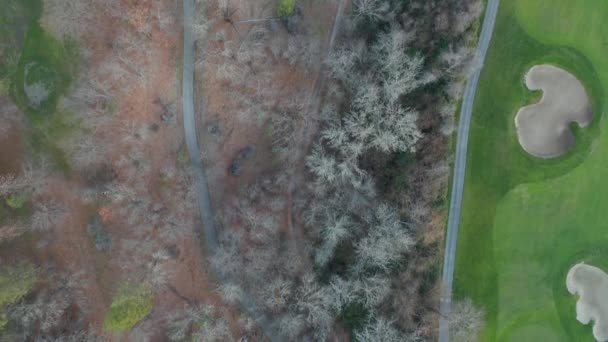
[183,0,217,255]
[438,1,500,341]
[286,0,346,255]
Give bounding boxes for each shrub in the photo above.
[449,298,484,342]
[277,0,296,17]
[5,193,28,209]
[339,302,368,333]
[0,78,9,96]
[104,283,154,332]
[0,264,36,307]
[0,313,7,332]
[86,215,111,251]
[177,147,189,165]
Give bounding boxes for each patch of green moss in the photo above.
[0,264,36,307]
[5,193,28,209]
[177,147,190,166]
[104,284,154,332]
[0,312,7,332]
[277,0,296,17]
[0,78,9,97]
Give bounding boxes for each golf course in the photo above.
[454,0,608,341]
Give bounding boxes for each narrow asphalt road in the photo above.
[438,1,500,341]
[183,1,280,340]
[183,0,218,255]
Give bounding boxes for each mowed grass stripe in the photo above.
[454,0,606,341]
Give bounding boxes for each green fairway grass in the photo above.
[453,0,608,341]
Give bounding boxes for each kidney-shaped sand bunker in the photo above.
[567,263,608,341]
[515,64,593,158]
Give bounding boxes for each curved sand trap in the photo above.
[515,64,593,158]
[566,263,608,341]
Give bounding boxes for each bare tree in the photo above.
[453,1,484,35]
[167,306,200,342]
[0,224,25,243]
[306,144,363,186]
[354,204,413,272]
[314,213,352,266]
[357,275,391,309]
[449,298,484,342]
[0,160,48,196]
[41,0,93,39]
[217,283,245,305]
[53,330,103,342]
[153,0,176,31]
[217,0,237,23]
[30,199,67,232]
[167,304,232,342]
[261,277,292,313]
[294,274,334,340]
[6,271,82,338]
[328,277,357,311]
[0,174,24,196]
[352,0,390,21]
[276,313,306,339]
[62,134,105,168]
[441,45,473,75]
[346,85,422,153]
[355,318,402,342]
[0,100,23,137]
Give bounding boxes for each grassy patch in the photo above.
[277,0,296,17]
[10,22,73,119]
[454,0,608,340]
[0,0,80,175]
[0,263,36,307]
[104,283,154,332]
[0,0,37,81]
[5,192,28,209]
[177,146,190,166]
[18,36,77,175]
[0,312,7,332]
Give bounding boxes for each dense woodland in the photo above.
[200,0,485,340]
[0,0,484,340]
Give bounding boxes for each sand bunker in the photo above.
[515,64,593,158]
[566,263,608,341]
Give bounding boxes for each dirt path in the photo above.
[306,0,346,116]
[286,0,346,248]
[438,0,500,341]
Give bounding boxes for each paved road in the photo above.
[183,0,218,255]
[182,1,280,341]
[438,1,500,341]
